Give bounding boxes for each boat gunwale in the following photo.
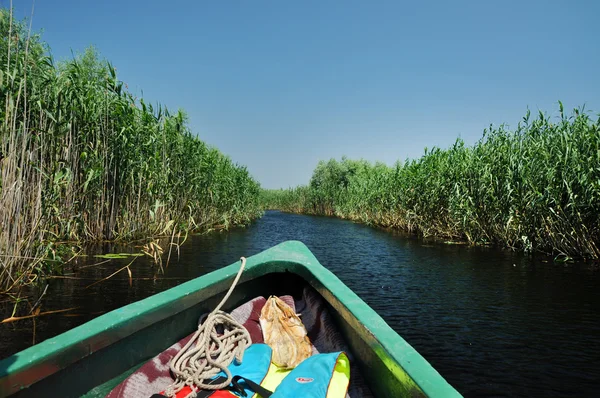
[0,240,461,397]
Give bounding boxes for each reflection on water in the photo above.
[1,211,599,397]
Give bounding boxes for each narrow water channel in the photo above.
[1,210,598,397]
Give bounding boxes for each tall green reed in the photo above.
[0,8,261,291]
[263,104,600,260]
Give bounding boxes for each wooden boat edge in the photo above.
[0,240,461,397]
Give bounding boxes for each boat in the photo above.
[0,241,462,397]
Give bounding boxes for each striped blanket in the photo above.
[107,286,372,397]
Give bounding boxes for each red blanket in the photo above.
[107,288,372,397]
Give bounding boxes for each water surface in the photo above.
[1,211,598,397]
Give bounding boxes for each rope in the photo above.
[165,257,251,398]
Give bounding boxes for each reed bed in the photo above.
[263,105,600,260]
[0,9,261,291]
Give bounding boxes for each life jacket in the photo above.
[256,351,350,398]
[155,344,272,398]
[153,344,350,398]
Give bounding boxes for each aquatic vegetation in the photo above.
[0,8,261,290]
[91,253,144,259]
[263,105,600,259]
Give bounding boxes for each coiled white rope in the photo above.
[165,257,251,398]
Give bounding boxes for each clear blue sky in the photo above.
[8,0,600,188]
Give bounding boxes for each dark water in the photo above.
[1,211,599,397]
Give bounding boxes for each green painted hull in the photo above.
[0,241,462,397]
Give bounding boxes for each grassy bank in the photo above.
[263,105,600,260]
[0,9,261,291]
